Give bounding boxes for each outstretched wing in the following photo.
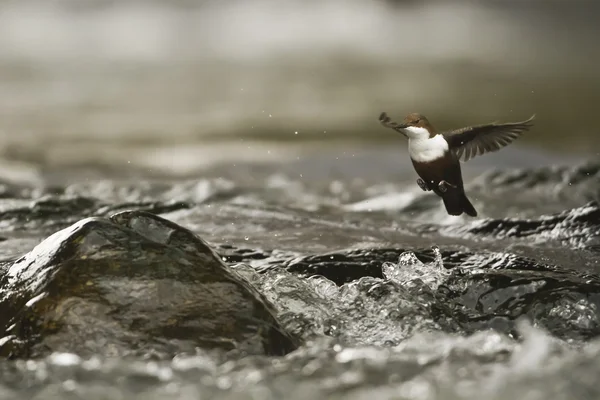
[378,112,407,138]
[443,115,535,162]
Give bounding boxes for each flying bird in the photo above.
[378,112,535,216]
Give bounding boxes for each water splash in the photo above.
[382,246,451,290]
[231,248,453,346]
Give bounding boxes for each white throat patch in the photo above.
[403,126,431,140]
[407,133,449,163]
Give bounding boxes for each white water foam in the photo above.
[382,246,451,290]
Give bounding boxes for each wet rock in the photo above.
[281,248,406,285]
[444,266,600,341]
[0,211,297,359]
[441,201,600,249]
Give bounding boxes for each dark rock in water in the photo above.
[0,211,297,359]
[440,201,600,249]
[281,248,403,285]
[444,265,600,341]
[437,251,600,341]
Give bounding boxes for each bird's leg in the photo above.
[438,180,457,193]
[416,178,431,191]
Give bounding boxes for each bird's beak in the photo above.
[378,112,409,135]
[393,126,409,139]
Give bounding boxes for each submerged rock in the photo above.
[281,248,401,285]
[0,211,297,359]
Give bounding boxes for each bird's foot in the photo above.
[416,178,431,191]
[438,180,457,193]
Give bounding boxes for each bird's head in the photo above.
[397,113,436,139]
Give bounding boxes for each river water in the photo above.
[0,1,599,399]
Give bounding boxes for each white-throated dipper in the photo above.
[379,112,535,217]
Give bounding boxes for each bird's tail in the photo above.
[442,189,477,217]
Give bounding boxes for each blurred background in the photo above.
[0,0,598,182]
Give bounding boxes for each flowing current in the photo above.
[0,158,597,400]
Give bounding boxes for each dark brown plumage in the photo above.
[379,112,437,138]
[411,151,477,216]
[442,114,535,161]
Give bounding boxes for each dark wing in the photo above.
[378,112,407,138]
[442,115,535,162]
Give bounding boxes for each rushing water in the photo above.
[0,158,597,399]
[0,1,599,399]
